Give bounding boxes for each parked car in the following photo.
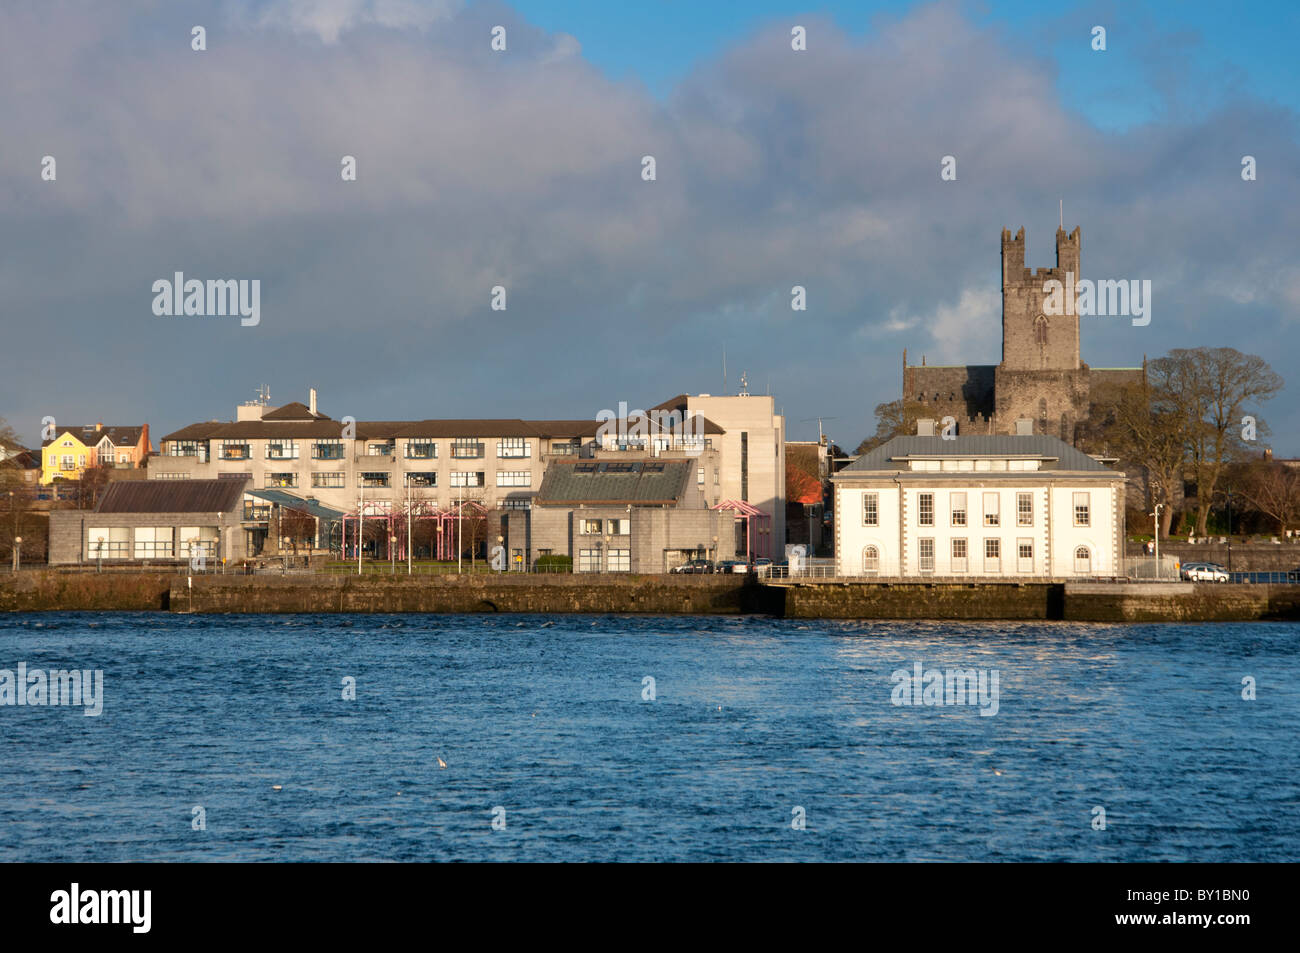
[716,560,749,574]
[1181,562,1229,582]
[673,559,715,574]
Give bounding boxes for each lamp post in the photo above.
[12,536,21,573]
[97,535,104,573]
[357,482,364,576]
[498,534,505,572]
[1152,503,1164,579]
[1226,487,1233,573]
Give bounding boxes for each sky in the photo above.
[1,0,1297,453]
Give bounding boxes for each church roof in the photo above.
[838,435,1112,474]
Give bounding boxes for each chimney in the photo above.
[1014,418,1033,436]
[917,419,936,437]
[95,422,103,432]
[309,388,317,416]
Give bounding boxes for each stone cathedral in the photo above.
[902,225,1144,444]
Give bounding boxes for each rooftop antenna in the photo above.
[800,416,839,445]
[256,384,270,405]
[722,346,727,395]
[1059,198,1063,229]
[738,371,750,397]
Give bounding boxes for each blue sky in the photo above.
[1,0,1297,453]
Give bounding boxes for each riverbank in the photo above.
[5,570,1300,621]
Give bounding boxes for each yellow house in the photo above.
[41,423,152,484]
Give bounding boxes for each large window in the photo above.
[918,493,934,526]
[497,471,531,487]
[1017,539,1033,573]
[266,440,298,460]
[267,472,298,488]
[1017,492,1034,526]
[497,437,530,459]
[951,538,968,573]
[133,527,173,558]
[577,549,600,573]
[313,440,345,460]
[405,472,437,488]
[606,518,630,536]
[578,519,603,535]
[359,472,390,488]
[863,493,878,527]
[452,438,484,459]
[312,472,345,488]
[918,538,935,573]
[450,471,484,488]
[165,440,207,458]
[984,538,1001,573]
[179,527,220,558]
[983,493,1000,527]
[87,527,129,559]
[862,545,880,574]
[366,441,395,457]
[606,550,630,572]
[950,492,967,527]
[1073,492,1091,526]
[219,441,251,460]
[404,439,437,459]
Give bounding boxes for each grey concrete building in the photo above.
[506,459,738,573]
[49,478,252,566]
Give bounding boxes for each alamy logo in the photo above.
[0,662,103,716]
[152,272,260,326]
[50,883,150,933]
[1042,271,1150,327]
[891,661,999,716]
[595,402,706,457]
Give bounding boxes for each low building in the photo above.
[49,478,252,566]
[506,459,738,572]
[832,433,1125,579]
[41,423,152,484]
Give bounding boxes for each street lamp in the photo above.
[1226,487,1234,573]
[97,535,105,573]
[1151,503,1164,579]
[12,535,21,573]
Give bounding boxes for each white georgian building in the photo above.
[832,434,1125,579]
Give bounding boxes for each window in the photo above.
[984,538,1001,573]
[244,500,271,521]
[179,527,220,558]
[1074,545,1091,574]
[918,538,935,573]
[87,527,129,559]
[219,441,251,460]
[1073,492,1091,526]
[951,538,968,573]
[862,545,880,574]
[551,441,579,456]
[950,492,967,527]
[267,472,298,488]
[607,518,630,535]
[496,471,531,487]
[497,437,530,458]
[78,454,86,467]
[983,493,1000,527]
[164,440,208,459]
[499,498,531,510]
[1017,539,1033,573]
[607,549,630,572]
[153,471,190,480]
[1017,492,1034,526]
[918,493,934,526]
[405,439,437,459]
[266,440,298,460]
[359,472,390,488]
[366,441,394,457]
[577,549,600,573]
[452,438,484,459]
[312,472,345,488]
[863,493,878,526]
[314,440,345,460]
[714,469,720,485]
[579,519,603,535]
[450,471,484,488]
[405,472,437,488]
[61,455,75,470]
[698,468,705,485]
[133,526,173,558]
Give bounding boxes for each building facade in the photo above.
[833,434,1125,579]
[41,424,152,484]
[902,226,1143,443]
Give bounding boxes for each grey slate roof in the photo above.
[245,489,345,523]
[839,435,1111,474]
[536,460,693,505]
[97,477,250,514]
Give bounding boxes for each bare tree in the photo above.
[1240,461,1300,536]
[1155,347,1282,537]
[1101,377,1190,539]
[279,507,316,556]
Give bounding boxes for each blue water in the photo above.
[0,613,1296,862]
